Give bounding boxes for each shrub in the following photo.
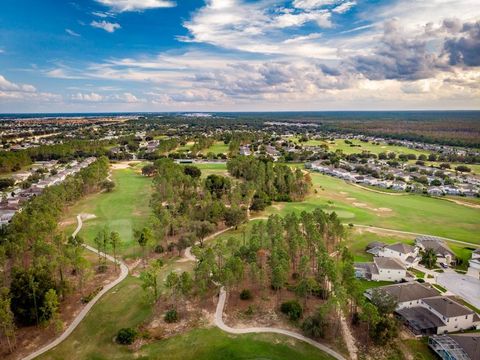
[116,327,137,345]
[280,300,303,321]
[301,313,327,338]
[154,244,164,254]
[239,289,252,300]
[164,309,178,323]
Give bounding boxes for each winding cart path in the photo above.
[23,214,129,360]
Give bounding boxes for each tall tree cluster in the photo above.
[227,156,312,205]
[0,157,109,350]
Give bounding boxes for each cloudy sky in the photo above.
[0,0,479,112]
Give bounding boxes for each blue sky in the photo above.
[0,0,479,112]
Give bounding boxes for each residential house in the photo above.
[378,243,420,267]
[355,257,407,282]
[467,249,480,280]
[415,236,456,265]
[365,282,480,335]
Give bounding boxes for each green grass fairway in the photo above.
[137,328,335,360]
[326,139,429,156]
[181,162,228,177]
[264,173,479,245]
[201,141,229,155]
[61,168,153,258]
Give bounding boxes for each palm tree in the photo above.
[421,248,437,269]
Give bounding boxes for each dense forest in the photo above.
[227,156,312,207]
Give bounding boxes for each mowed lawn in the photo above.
[264,172,479,245]
[182,162,229,178]
[60,167,153,258]
[201,141,229,155]
[325,139,429,156]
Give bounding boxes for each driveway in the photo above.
[436,273,480,309]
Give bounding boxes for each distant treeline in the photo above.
[0,140,111,174]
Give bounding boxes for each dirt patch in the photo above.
[376,207,392,212]
[346,197,356,201]
[340,191,348,195]
[110,161,141,170]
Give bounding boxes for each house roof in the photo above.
[422,296,473,318]
[385,243,416,254]
[374,257,405,270]
[374,282,439,303]
[397,306,446,329]
[366,241,386,250]
[415,236,455,258]
[449,334,480,360]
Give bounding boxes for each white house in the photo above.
[355,257,407,282]
[415,236,456,265]
[365,283,480,335]
[378,243,420,267]
[467,249,480,280]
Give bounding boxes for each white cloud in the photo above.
[65,29,81,37]
[95,0,176,12]
[91,20,121,33]
[0,74,61,103]
[0,75,36,92]
[71,92,104,102]
[332,1,356,14]
[293,0,338,10]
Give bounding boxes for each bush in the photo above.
[164,309,178,323]
[154,244,164,253]
[280,300,303,321]
[116,327,137,345]
[301,313,327,338]
[239,289,252,300]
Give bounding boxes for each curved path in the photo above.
[182,220,347,360]
[23,215,129,360]
[215,286,346,360]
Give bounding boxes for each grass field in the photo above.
[201,141,229,155]
[291,137,429,157]
[264,172,479,245]
[325,139,429,157]
[181,162,229,178]
[60,167,153,258]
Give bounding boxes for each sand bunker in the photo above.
[110,161,140,170]
[340,191,348,195]
[376,207,392,212]
[346,197,356,201]
[353,202,367,207]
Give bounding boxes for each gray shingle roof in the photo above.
[374,257,406,270]
[449,334,480,360]
[375,282,439,303]
[422,296,473,318]
[385,243,415,254]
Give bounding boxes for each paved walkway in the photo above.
[23,214,129,360]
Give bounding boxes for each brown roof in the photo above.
[422,296,474,318]
[374,257,406,270]
[450,334,480,360]
[376,282,439,303]
[385,243,415,254]
[415,237,455,258]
